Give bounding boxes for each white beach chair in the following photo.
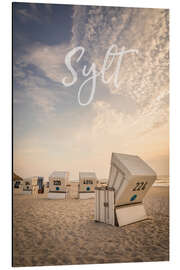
[95,153,157,227]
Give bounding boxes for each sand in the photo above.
[13,186,169,267]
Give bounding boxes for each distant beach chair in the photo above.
[95,153,157,227]
[22,176,44,195]
[13,180,23,194]
[78,172,98,199]
[32,185,38,198]
[48,171,69,199]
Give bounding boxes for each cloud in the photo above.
[16,43,76,85]
[71,6,169,130]
[14,6,169,128]
[16,3,54,24]
[14,72,69,118]
[16,8,41,23]
[13,65,26,80]
[28,87,57,113]
[92,101,129,136]
[13,6,169,178]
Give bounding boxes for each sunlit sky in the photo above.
[13,3,169,180]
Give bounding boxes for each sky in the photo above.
[13,3,169,180]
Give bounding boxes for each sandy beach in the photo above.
[13,186,169,267]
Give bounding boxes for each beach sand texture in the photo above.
[13,186,169,266]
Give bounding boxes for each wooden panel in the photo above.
[108,190,115,225]
[99,190,106,222]
[79,193,95,199]
[48,192,66,199]
[95,189,100,221]
[113,171,124,194]
[95,188,115,225]
[116,203,147,227]
[105,190,109,223]
[108,165,117,187]
[115,176,155,206]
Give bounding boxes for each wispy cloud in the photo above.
[13,5,169,178]
[71,6,169,131]
[17,6,169,130]
[14,72,69,118]
[16,3,53,24]
[16,43,74,84]
[16,8,41,23]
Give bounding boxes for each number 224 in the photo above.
[132,181,148,191]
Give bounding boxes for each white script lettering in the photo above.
[62,45,138,106]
